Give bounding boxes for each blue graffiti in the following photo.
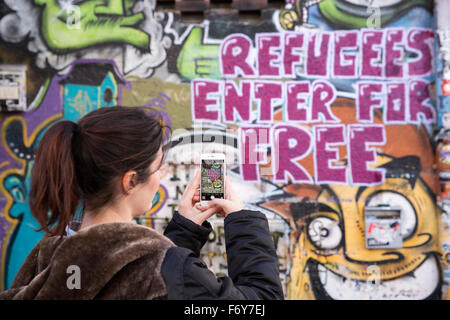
[1,61,128,289]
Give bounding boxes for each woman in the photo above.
[0,106,283,300]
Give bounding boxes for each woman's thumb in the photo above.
[198,206,219,221]
[210,198,228,208]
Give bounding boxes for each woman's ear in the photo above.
[122,171,137,194]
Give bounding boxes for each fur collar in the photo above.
[1,222,175,300]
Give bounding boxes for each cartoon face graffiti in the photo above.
[259,98,442,299]
[287,157,440,299]
[278,0,432,31]
[279,0,323,30]
[317,0,432,29]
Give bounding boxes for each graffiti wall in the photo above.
[435,0,450,301]
[0,0,448,299]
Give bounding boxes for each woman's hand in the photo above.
[199,176,244,217]
[177,169,219,225]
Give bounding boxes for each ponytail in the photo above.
[30,120,81,236]
[30,106,171,236]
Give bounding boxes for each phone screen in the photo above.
[201,159,225,201]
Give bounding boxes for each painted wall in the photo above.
[434,0,450,302]
[0,0,447,299]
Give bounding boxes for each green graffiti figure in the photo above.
[176,27,221,80]
[317,0,431,29]
[34,0,150,53]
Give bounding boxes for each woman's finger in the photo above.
[224,176,235,200]
[184,169,201,199]
[209,198,231,213]
[196,202,214,210]
[198,206,220,221]
[192,168,201,186]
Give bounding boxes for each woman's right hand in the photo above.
[178,169,219,225]
[197,176,244,217]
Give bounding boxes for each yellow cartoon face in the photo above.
[285,154,441,299]
[213,178,223,190]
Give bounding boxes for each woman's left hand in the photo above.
[177,169,219,225]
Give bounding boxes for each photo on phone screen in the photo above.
[201,159,224,201]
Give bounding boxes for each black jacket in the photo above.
[161,210,284,300]
[0,209,283,300]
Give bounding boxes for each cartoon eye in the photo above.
[307,216,342,250]
[8,185,25,201]
[4,175,25,201]
[366,191,417,240]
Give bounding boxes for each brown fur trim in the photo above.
[1,222,175,300]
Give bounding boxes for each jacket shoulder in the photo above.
[4,222,176,300]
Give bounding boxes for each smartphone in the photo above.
[200,153,225,204]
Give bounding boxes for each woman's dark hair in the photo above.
[30,106,171,236]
